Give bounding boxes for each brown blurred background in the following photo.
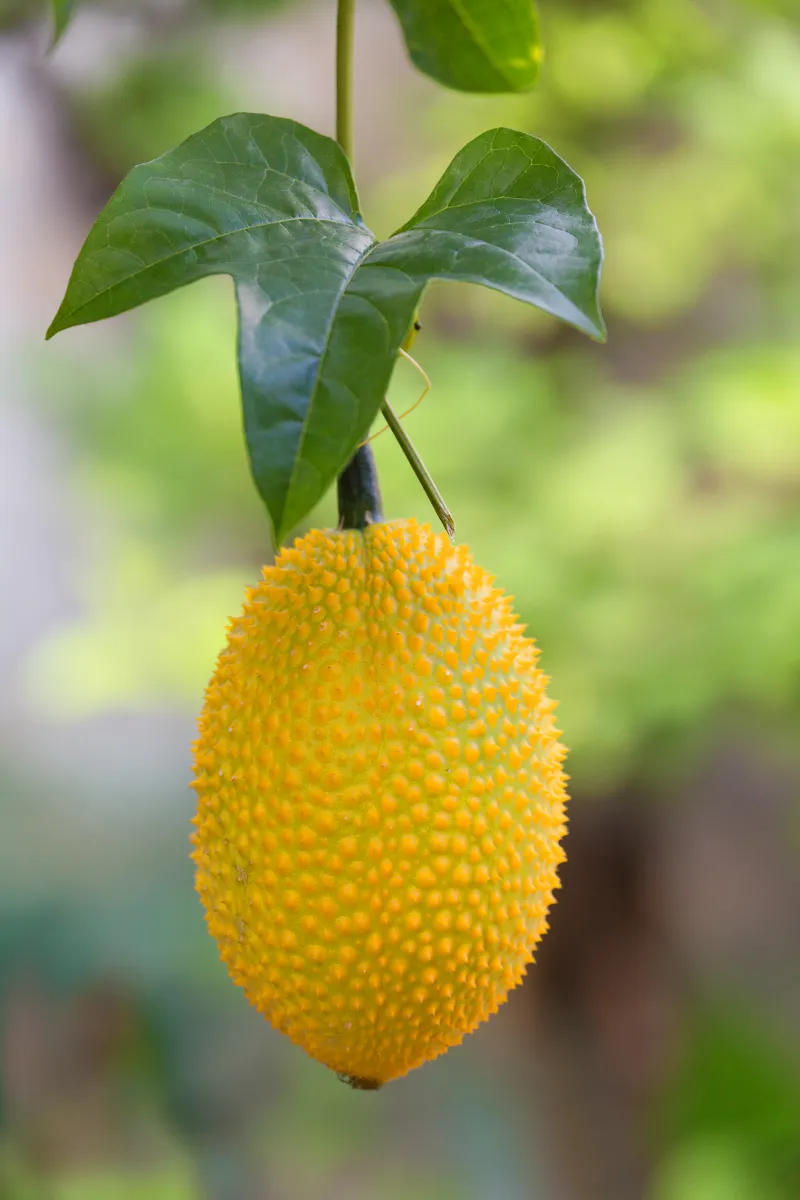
[0,1,799,1197]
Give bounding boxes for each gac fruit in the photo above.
[191,519,567,1087]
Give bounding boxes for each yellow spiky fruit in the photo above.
[191,519,567,1087]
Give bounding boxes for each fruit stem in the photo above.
[335,0,383,531]
[337,443,384,530]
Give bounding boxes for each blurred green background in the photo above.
[1,1,799,1197]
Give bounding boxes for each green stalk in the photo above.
[380,399,455,541]
[336,0,356,161]
[335,0,383,530]
[334,0,454,540]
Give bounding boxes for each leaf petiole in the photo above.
[380,395,455,543]
[363,348,431,446]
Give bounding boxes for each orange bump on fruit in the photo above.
[191,519,568,1087]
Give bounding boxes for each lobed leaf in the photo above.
[387,0,542,93]
[48,115,603,543]
[385,127,605,341]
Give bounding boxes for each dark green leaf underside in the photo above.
[388,0,542,93]
[48,114,603,543]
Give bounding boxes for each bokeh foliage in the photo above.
[3,1,799,1197]
[35,0,800,784]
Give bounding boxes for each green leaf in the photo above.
[387,0,542,93]
[381,127,605,342]
[48,115,603,542]
[47,115,378,542]
[50,0,78,44]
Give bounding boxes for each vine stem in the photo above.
[334,0,454,540]
[335,0,356,161]
[335,0,383,530]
